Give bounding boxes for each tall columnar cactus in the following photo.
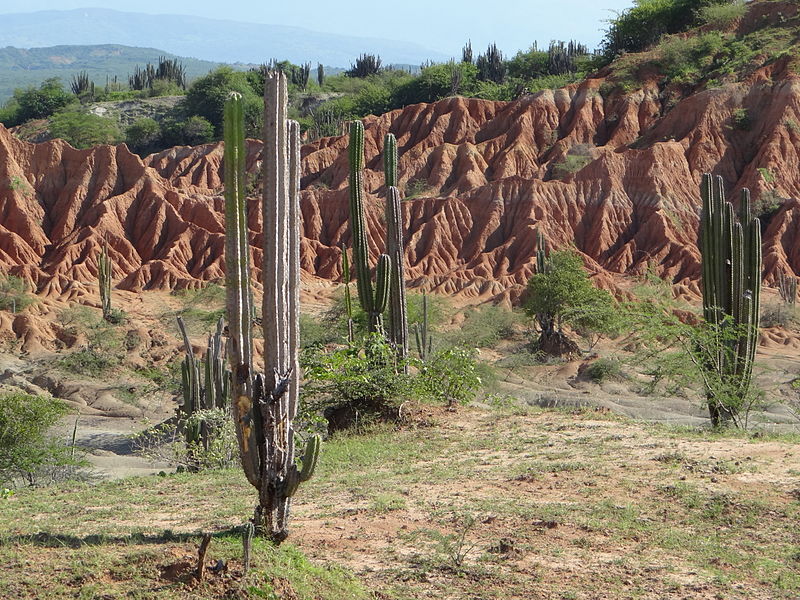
[348,120,391,333]
[383,134,409,363]
[533,229,555,336]
[225,78,319,543]
[340,243,355,343]
[414,291,433,361]
[98,242,112,320]
[699,174,762,427]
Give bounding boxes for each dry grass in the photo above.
[0,405,798,599]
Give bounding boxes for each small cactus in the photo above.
[98,242,112,321]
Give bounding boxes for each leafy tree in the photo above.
[49,111,120,149]
[0,392,74,488]
[3,78,74,126]
[601,0,734,59]
[524,250,616,355]
[182,67,262,136]
[125,117,161,154]
[418,347,481,407]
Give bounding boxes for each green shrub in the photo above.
[584,358,623,383]
[699,0,746,28]
[447,305,522,349]
[300,313,340,348]
[0,392,78,488]
[301,334,414,421]
[49,111,120,148]
[731,107,751,130]
[0,275,34,313]
[125,117,161,154]
[2,78,74,126]
[182,66,262,136]
[601,0,733,58]
[418,347,482,407]
[134,408,238,471]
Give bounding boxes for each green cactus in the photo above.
[414,291,433,361]
[341,243,354,343]
[225,78,320,543]
[176,316,229,463]
[699,174,762,427]
[347,120,392,333]
[535,228,549,275]
[98,242,112,320]
[383,134,409,365]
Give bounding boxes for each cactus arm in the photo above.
[385,185,408,362]
[384,133,397,188]
[298,435,321,482]
[223,92,260,487]
[348,121,375,317]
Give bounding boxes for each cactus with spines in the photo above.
[778,271,797,307]
[341,243,355,343]
[414,291,433,361]
[347,120,392,333]
[224,79,319,543]
[176,316,229,461]
[383,134,409,363]
[98,243,112,321]
[699,174,762,427]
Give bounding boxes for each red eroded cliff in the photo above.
[3,59,800,306]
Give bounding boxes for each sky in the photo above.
[0,1,637,57]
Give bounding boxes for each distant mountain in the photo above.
[0,45,226,102]
[0,8,449,67]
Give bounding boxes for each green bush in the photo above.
[601,0,734,58]
[418,347,482,407]
[0,392,77,488]
[1,78,74,126]
[525,251,617,339]
[301,334,414,420]
[134,408,238,471]
[182,66,262,136]
[125,117,161,154]
[584,358,623,383]
[447,305,522,349]
[0,275,34,313]
[699,0,746,28]
[49,111,120,148]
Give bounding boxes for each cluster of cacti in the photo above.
[476,43,506,83]
[98,243,112,321]
[128,57,186,91]
[70,71,94,98]
[345,123,410,355]
[347,121,391,334]
[547,41,589,75]
[224,75,319,543]
[699,174,762,426]
[176,316,230,458]
[778,271,797,307]
[413,291,433,361]
[346,54,382,78]
[383,134,409,363]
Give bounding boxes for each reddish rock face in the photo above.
[2,67,800,303]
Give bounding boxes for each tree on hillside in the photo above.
[1,78,74,127]
[182,67,262,136]
[601,0,736,59]
[524,250,617,356]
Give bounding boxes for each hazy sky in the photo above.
[0,1,636,56]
